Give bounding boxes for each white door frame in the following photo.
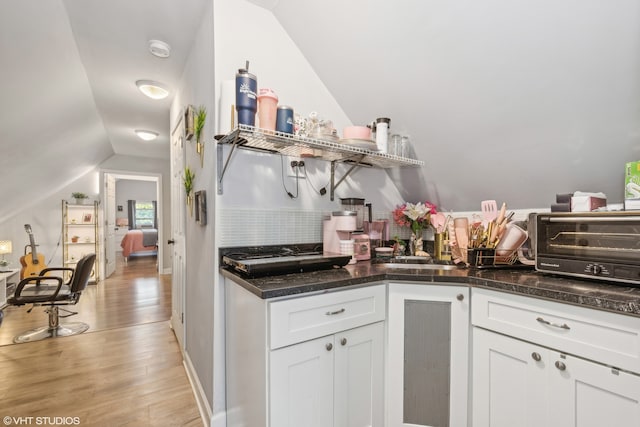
[100,170,164,277]
[170,113,186,349]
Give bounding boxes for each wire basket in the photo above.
[468,247,519,268]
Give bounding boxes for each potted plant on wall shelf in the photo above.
[194,105,207,168]
[71,192,89,205]
[183,166,195,216]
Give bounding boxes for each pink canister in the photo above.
[257,88,278,131]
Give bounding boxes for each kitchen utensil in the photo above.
[430,212,446,233]
[453,217,469,263]
[495,202,507,225]
[481,200,498,226]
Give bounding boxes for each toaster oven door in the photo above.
[536,212,640,263]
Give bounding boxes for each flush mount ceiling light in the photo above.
[136,80,169,100]
[148,39,171,58]
[135,130,159,141]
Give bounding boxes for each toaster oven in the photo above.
[536,211,640,285]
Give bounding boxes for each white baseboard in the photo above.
[184,352,213,427]
[210,411,227,427]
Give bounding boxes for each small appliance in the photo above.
[323,211,357,254]
[536,211,640,285]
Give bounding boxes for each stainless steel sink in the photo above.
[380,263,459,271]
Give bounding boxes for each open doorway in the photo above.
[102,171,164,279]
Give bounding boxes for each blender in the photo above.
[340,198,365,230]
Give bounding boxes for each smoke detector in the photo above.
[148,39,171,58]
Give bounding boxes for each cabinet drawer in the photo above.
[472,288,640,374]
[269,284,386,349]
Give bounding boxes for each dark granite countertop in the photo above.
[220,262,640,317]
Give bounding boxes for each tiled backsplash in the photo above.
[218,208,411,247]
[217,208,540,247]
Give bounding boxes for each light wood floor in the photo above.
[0,255,203,426]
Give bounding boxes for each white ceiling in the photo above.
[0,0,207,221]
[260,0,640,211]
[2,0,640,219]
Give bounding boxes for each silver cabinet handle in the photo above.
[457,293,464,301]
[340,338,347,346]
[326,343,333,351]
[531,352,542,361]
[536,317,570,330]
[555,360,567,371]
[325,308,346,316]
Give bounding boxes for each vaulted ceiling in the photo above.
[260,0,640,211]
[0,0,207,222]
[2,0,639,220]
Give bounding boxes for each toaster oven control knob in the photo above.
[590,264,603,275]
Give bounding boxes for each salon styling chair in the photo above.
[7,253,95,343]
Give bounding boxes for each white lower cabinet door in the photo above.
[474,327,640,427]
[270,335,335,427]
[334,321,385,427]
[550,352,640,427]
[472,327,548,427]
[387,283,469,427]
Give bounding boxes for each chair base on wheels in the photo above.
[13,305,89,344]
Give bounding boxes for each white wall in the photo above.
[100,155,171,269]
[0,153,170,276]
[0,168,99,271]
[169,0,216,421]
[213,0,405,218]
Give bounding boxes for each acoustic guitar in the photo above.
[20,224,47,279]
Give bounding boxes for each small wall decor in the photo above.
[194,105,207,168]
[117,205,123,212]
[194,190,207,225]
[183,166,195,217]
[185,105,195,141]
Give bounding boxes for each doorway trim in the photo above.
[99,169,165,277]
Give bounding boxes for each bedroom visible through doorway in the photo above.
[102,171,163,279]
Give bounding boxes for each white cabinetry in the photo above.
[472,288,640,427]
[225,280,386,427]
[62,200,99,283]
[270,321,384,427]
[386,283,469,427]
[0,269,19,308]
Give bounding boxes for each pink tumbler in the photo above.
[257,88,278,131]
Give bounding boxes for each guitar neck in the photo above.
[29,234,38,263]
[24,225,39,265]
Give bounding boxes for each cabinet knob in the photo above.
[340,338,347,346]
[555,360,567,371]
[531,352,542,362]
[326,343,333,351]
[456,293,464,301]
[167,239,175,245]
